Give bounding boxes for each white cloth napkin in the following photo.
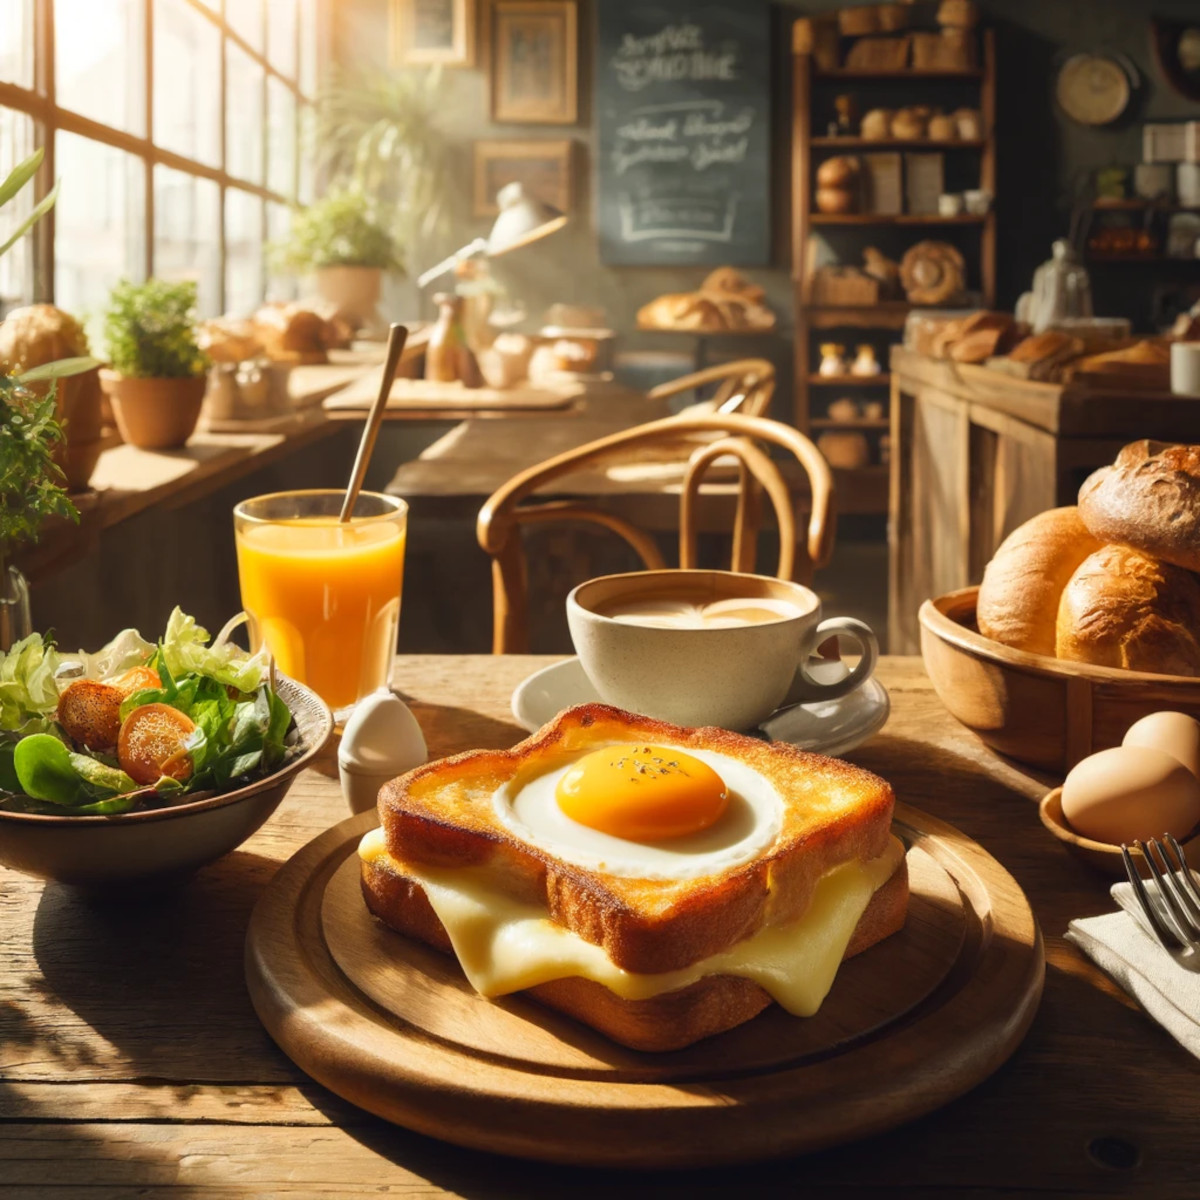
[1067,875,1200,1058]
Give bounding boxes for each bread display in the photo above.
[976,508,1105,656]
[361,704,908,1051]
[637,268,775,333]
[928,311,1018,362]
[861,108,893,140]
[1078,441,1200,573]
[1056,545,1200,676]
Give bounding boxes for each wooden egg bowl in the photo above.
[1038,788,1200,879]
[919,587,1200,774]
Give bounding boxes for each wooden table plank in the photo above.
[2,655,1198,1195]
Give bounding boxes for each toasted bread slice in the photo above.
[376,704,895,974]
[360,846,908,1051]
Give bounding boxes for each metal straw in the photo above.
[339,323,408,523]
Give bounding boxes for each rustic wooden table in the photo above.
[2,656,1197,1196]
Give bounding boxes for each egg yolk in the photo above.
[555,744,729,841]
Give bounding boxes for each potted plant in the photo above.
[0,147,93,648]
[99,279,209,450]
[276,190,402,327]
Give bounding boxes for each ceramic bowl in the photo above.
[0,675,332,887]
[920,587,1200,772]
[1037,788,1200,879]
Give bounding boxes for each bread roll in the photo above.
[1056,545,1200,676]
[977,508,1105,656]
[1078,441,1200,573]
[817,156,859,188]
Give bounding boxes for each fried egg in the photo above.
[492,742,783,879]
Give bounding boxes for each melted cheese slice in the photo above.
[359,829,904,1017]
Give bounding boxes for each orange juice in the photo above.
[235,517,406,712]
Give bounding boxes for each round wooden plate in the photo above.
[246,803,1044,1168]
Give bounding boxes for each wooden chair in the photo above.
[646,358,775,418]
[477,412,835,653]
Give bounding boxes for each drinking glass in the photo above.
[233,490,407,722]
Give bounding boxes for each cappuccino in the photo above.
[599,594,804,630]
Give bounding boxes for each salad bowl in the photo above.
[0,673,332,887]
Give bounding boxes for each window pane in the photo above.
[55,0,145,135]
[0,108,36,315]
[267,76,295,197]
[267,0,297,77]
[0,0,35,88]
[266,201,297,301]
[226,41,264,184]
[298,0,318,95]
[54,131,146,317]
[225,188,263,316]
[227,0,263,51]
[153,0,221,166]
[154,166,221,317]
[297,103,314,203]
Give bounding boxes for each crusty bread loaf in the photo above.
[1056,544,1200,676]
[1078,440,1200,573]
[376,704,896,975]
[361,849,908,1052]
[976,507,1104,656]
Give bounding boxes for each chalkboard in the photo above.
[595,0,771,267]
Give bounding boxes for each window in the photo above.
[0,0,322,320]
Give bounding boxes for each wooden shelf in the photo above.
[811,417,889,429]
[808,373,891,386]
[1086,254,1200,264]
[1090,199,1200,213]
[803,304,912,331]
[815,67,983,80]
[811,137,986,150]
[810,213,988,225]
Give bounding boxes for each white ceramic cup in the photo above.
[1171,341,1200,397]
[566,569,879,731]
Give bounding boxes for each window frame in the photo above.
[0,0,322,313]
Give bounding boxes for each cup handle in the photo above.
[781,617,879,707]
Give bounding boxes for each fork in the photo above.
[1121,835,1200,958]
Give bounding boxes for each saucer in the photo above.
[511,657,890,757]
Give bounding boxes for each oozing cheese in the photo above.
[359,829,904,1017]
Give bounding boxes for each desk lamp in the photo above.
[416,183,567,290]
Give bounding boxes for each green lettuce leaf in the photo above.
[13,733,136,805]
[0,633,64,731]
[158,608,268,694]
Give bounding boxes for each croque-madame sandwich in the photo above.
[359,704,907,1051]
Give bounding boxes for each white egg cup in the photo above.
[337,689,428,815]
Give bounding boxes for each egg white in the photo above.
[491,744,784,879]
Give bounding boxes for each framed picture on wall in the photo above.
[489,1,578,124]
[390,0,476,67]
[473,140,572,216]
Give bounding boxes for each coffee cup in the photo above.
[566,569,879,731]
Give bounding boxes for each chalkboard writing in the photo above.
[595,1,771,266]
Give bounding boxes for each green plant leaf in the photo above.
[13,733,85,804]
[17,356,99,384]
[101,279,208,379]
[0,148,43,208]
[0,178,60,259]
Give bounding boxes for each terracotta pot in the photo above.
[55,365,105,489]
[315,265,383,326]
[99,370,206,450]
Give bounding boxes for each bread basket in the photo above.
[920,587,1200,774]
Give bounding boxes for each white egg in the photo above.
[338,689,427,815]
[1123,711,1200,780]
[492,745,783,880]
[1061,745,1200,845]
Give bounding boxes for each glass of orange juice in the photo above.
[233,490,407,722]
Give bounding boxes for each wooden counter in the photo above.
[888,348,1200,653]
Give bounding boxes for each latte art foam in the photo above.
[599,595,804,630]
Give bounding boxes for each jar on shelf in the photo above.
[850,344,882,376]
[818,343,848,377]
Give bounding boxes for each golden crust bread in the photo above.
[1078,440,1200,573]
[376,704,895,974]
[360,852,908,1052]
[976,507,1105,656]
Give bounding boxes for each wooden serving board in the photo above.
[323,375,582,414]
[245,803,1044,1168]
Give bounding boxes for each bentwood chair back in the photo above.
[476,412,835,654]
[647,358,775,418]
